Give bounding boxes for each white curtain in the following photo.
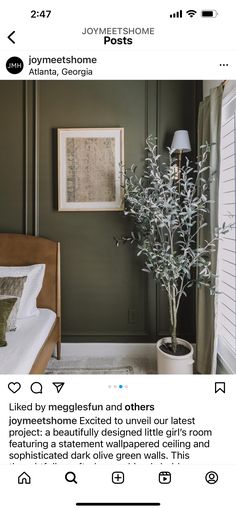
[196,84,224,374]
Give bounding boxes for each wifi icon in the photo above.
[186,9,197,17]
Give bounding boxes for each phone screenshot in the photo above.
[0,1,235,509]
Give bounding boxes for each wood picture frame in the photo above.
[58,127,124,211]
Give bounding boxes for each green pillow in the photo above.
[0,276,27,331]
[0,298,17,347]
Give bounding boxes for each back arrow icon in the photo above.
[8,31,16,44]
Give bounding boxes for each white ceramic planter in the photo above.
[156,337,194,374]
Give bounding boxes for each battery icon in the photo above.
[201,10,218,17]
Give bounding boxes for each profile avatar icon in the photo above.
[6,56,24,74]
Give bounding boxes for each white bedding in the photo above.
[0,308,56,374]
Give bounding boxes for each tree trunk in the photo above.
[172,308,177,354]
[171,294,178,354]
[168,292,178,354]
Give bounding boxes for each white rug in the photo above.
[46,361,134,374]
[46,355,156,375]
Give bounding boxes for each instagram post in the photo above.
[0,79,234,376]
[0,2,236,509]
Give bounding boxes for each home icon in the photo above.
[18,472,31,484]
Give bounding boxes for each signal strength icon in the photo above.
[186,9,197,17]
[170,10,183,18]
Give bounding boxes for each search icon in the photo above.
[65,471,77,484]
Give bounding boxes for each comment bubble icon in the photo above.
[30,382,43,394]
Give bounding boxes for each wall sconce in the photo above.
[171,130,191,184]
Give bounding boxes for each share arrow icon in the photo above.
[53,382,65,393]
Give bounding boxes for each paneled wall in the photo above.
[0,80,201,343]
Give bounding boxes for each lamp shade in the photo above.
[171,130,191,153]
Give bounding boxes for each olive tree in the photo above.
[115,137,229,354]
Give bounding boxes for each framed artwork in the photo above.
[58,127,124,211]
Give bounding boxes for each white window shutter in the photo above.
[217,90,236,373]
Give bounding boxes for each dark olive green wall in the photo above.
[0,80,201,343]
[0,81,24,233]
[39,81,150,341]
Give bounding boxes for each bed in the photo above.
[0,233,61,374]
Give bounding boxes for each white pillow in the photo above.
[0,264,45,319]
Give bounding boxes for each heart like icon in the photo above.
[8,382,21,393]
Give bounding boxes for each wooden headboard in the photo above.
[0,234,60,316]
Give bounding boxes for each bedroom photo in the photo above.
[0,79,235,375]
